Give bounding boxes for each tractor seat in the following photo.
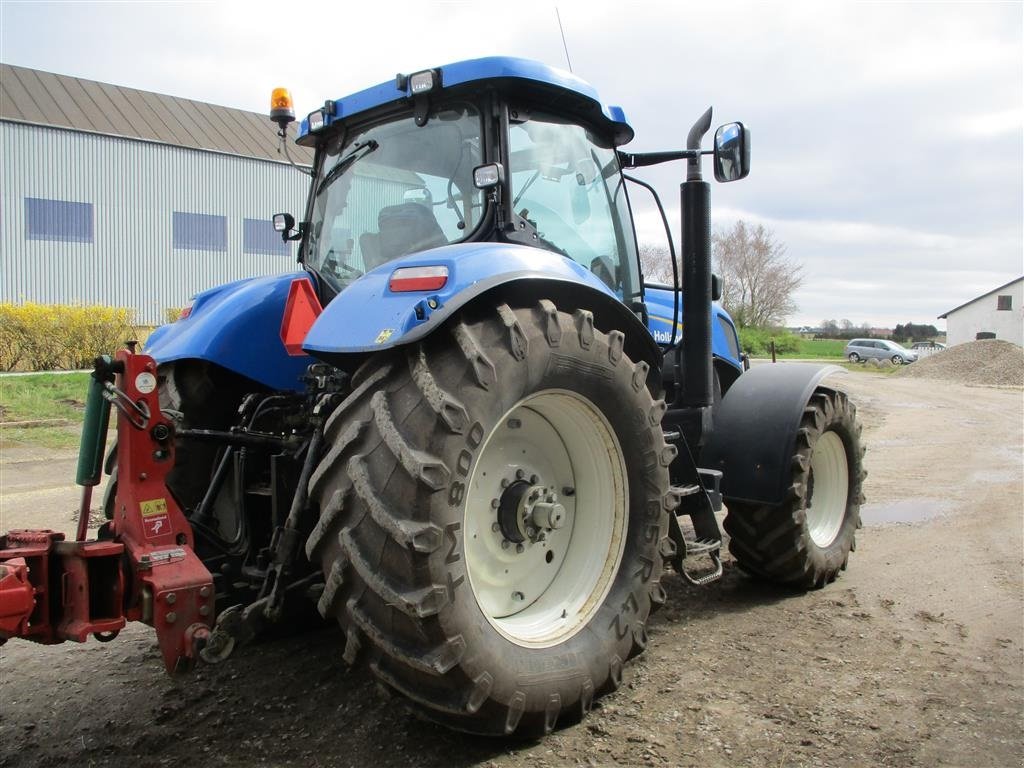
[366,203,448,267]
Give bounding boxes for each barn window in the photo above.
[173,212,227,251]
[996,295,1012,311]
[25,198,93,243]
[243,218,290,256]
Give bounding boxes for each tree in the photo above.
[712,220,802,328]
[638,243,674,285]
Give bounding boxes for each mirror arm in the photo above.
[618,149,711,169]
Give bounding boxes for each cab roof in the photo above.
[296,56,634,147]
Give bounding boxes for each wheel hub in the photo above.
[495,473,567,547]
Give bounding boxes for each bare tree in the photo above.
[712,220,802,327]
[638,243,675,285]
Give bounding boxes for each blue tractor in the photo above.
[0,58,864,737]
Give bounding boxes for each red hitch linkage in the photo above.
[0,349,215,672]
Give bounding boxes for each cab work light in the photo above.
[473,163,505,189]
[409,69,437,94]
[308,109,327,132]
[389,266,449,292]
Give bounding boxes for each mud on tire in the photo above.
[723,388,865,589]
[305,300,676,737]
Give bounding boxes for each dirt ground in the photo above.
[0,370,1021,768]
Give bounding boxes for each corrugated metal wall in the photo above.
[1,121,310,324]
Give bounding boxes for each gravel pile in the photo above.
[896,339,1024,386]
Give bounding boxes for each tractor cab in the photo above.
[272,58,644,308]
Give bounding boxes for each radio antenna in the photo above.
[555,7,574,73]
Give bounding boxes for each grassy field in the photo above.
[0,372,93,449]
[777,338,848,359]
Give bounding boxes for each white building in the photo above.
[938,277,1023,347]
[1,64,313,324]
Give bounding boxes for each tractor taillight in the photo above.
[388,266,449,292]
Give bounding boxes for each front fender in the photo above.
[145,272,313,392]
[302,242,661,372]
[700,363,845,505]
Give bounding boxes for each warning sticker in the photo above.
[144,514,170,538]
[135,372,157,394]
[140,498,168,517]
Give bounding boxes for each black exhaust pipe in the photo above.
[676,108,713,415]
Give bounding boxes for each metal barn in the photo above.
[0,64,313,325]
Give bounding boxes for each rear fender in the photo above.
[302,242,662,374]
[700,363,845,505]
[144,272,314,392]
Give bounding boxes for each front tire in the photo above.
[306,300,675,736]
[891,354,903,365]
[722,388,865,588]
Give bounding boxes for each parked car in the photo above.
[911,341,946,350]
[845,338,919,365]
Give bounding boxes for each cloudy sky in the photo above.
[1,0,1020,327]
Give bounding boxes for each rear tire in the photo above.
[306,300,675,736]
[847,352,860,363]
[891,354,903,365]
[722,388,865,588]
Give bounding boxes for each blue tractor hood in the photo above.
[643,284,743,370]
[145,272,314,392]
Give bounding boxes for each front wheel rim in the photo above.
[806,430,850,547]
[463,390,628,648]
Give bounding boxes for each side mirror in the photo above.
[711,273,723,302]
[713,122,751,183]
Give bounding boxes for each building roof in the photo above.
[938,276,1024,318]
[0,62,313,164]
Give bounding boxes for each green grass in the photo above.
[0,372,93,449]
[0,372,93,422]
[778,338,848,359]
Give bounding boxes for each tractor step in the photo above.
[668,477,724,586]
[679,543,723,587]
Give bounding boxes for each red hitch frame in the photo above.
[0,349,215,672]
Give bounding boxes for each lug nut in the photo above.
[530,474,539,484]
[512,591,525,601]
[516,544,525,554]
[501,540,510,550]
[491,522,501,533]
[491,498,500,509]
[515,469,525,480]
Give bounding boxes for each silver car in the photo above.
[845,338,918,365]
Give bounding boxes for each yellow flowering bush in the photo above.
[0,303,142,371]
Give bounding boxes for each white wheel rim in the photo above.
[806,430,849,547]
[463,389,627,648]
